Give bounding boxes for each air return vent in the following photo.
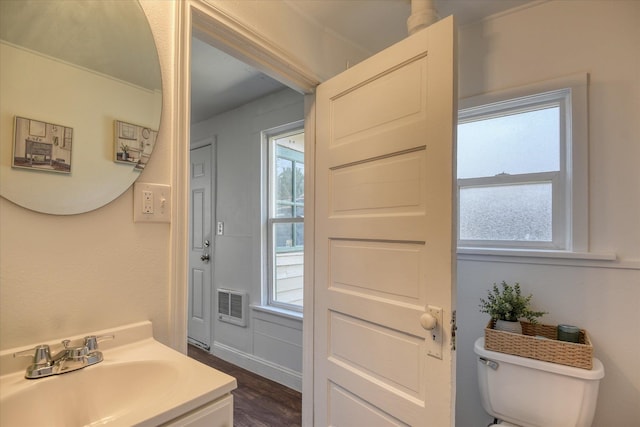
[217,289,247,327]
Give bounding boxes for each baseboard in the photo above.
[212,341,302,392]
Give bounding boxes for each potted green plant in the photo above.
[479,281,546,334]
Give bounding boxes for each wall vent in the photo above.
[217,289,247,327]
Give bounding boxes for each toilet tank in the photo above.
[474,337,604,427]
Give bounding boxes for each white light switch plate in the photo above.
[134,183,171,223]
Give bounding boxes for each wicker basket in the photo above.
[484,319,594,370]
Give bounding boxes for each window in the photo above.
[267,126,304,310]
[457,78,588,253]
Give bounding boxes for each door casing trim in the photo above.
[171,1,317,425]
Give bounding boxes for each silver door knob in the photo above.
[200,253,210,262]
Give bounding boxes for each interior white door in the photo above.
[188,144,214,349]
[314,17,457,426]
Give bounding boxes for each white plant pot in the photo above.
[494,319,522,334]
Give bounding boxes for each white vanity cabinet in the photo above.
[161,394,233,427]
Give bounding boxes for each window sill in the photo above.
[251,304,303,321]
[457,247,617,261]
[456,247,640,270]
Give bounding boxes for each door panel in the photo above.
[189,144,213,349]
[192,268,205,318]
[314,17,456,426]
[330,240,424,302]
[330,312,424,395]
[329,383,410,427]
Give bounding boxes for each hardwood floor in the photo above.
[187,345,302,427]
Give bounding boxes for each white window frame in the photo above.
[457,73,589,255]
[264,121,305,312]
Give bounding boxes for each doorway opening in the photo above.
[175,3,320,425]
[184,7,309,422]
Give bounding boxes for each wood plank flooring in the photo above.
[187,345,302,427]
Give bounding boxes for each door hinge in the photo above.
[451,310,457,351]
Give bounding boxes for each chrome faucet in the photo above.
[14,335,114,379]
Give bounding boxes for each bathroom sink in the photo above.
[1,360,180,426]
[0,322,236,426]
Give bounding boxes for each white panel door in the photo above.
[189,144,213,349]
[314,17,456,426]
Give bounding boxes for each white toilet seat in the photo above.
[490,423,519,427]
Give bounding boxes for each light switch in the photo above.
[134,183,171,223]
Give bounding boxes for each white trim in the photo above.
[191,2,319,94]
[251,304,303,321]
[190,135,214,150]
[459,0,549,29]
[302,94,316,427]
[170,0,192,353]
[172,1,317,422]
[458,247,616,261]
[458,251,639,271]
[212,341,302,392]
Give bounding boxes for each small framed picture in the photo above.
[114,120,157,170]
[12,116,73,174]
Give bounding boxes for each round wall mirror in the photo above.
[0,0,162,214]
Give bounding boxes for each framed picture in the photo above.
[12,116,73,173]
[114,120,157,170]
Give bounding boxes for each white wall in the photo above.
[0,1,176,350]
[455,2,640,426]
[190,88,304,390]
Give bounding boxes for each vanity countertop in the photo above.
[0,321,237,426]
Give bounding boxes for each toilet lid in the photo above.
[490,423,519,427]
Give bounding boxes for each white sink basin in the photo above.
[0,322,236,426]
[1,361,179,426]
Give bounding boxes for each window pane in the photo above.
[273,222,303,307]
[275,222,304,249]
[295,162,304,201]
[276,157,293,210]
[273,250,304,307]
[458,106,560,179]
[459,183,552,242]
[275,222,294,249]
[295,222,304,246]
[276,204,292,218]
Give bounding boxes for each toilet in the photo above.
[474,337,604,427]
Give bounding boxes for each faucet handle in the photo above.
[84,335,115,352]
[13,344,52,366]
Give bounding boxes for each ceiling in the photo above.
[0,0,161,92]
[191,0,532,123]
